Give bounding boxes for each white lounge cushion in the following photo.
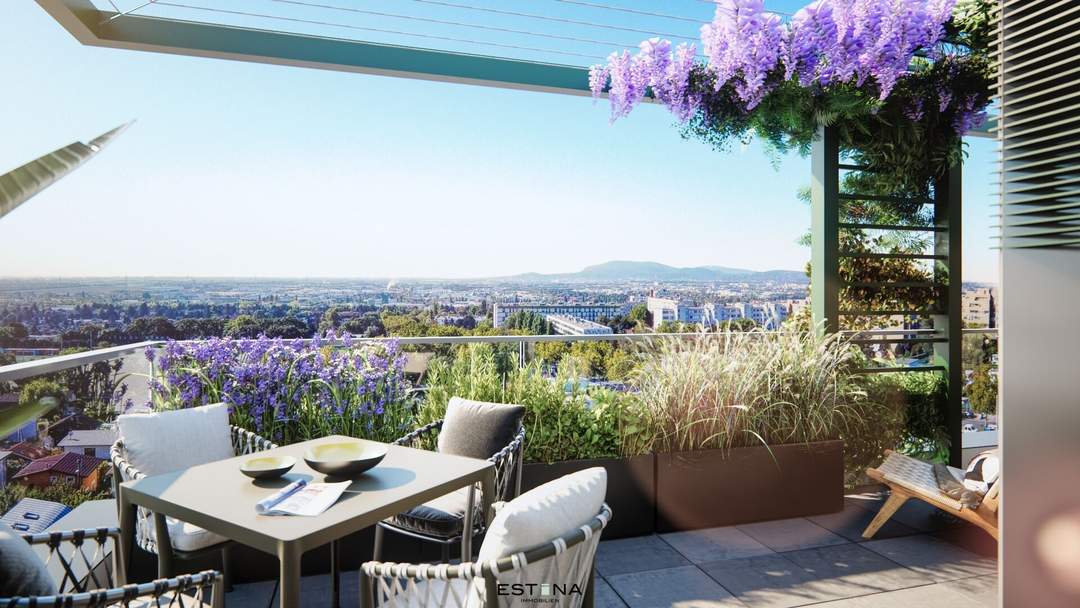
[149,517,229,553]
[117,403,234,476]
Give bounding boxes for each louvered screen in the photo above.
[995,0,1080,249]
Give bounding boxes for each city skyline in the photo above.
[0,3,999,283]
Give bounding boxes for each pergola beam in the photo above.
[34,0,594,97]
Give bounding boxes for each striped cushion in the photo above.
[964,450,1000,495]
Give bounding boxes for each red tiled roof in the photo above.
[8,442,52,461]
[13,452,104,479]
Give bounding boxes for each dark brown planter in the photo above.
[521,455,655,539]
[656,440,844,532]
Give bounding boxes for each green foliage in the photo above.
[535,341,570,365]
[224,315,263,338]
[867,372,951,462]
[419,344,654,463]
[684,47,992,195]
[967,364,997,416]
[502,311,551,335]
[19,378,65,408]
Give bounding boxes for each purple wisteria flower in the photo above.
[590,0,962,122]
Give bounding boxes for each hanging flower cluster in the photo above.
[147,332,414,444]
[590,0,968,122]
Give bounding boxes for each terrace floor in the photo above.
[225,490,998,607]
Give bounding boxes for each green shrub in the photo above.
[866,371,951,462]
[18,378,66,407]
[420,344,654,463]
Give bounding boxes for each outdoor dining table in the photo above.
[117,435,496,608]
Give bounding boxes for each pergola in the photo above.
[35,0,970,463]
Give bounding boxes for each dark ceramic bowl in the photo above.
[304,440,388,477]
[239,455,296,480]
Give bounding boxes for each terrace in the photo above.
[2,0,1077,607]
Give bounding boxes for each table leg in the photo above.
[462,484,476,561]
[331,539,340,608]
[153,513,174,579]
[480,466,496,528]
[278,543,301,608]
[117,489,135,585]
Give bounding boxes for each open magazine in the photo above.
[255,479,351,516]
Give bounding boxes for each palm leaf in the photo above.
[0,122,131,220]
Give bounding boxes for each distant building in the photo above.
[962,287,997,327]
[547,315,614,336]
[647,297,790,330]
[44,413,100,447]
[58,428,118,459]
[12,452,104,491]
[6,441,52,461]
[1,497,71,534]
[0,451,11,488]
[493,304,624,328]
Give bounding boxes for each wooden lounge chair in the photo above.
[862,449,999,541]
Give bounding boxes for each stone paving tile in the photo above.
[936,575,997,606]
[808,503,919,542]
[736,518,849,553]
[228,572,361,608]
[596,535,691,577]
[606,565,745,608]
[798,578,995,607]
[699,553,837,608]
[782,542,930,595]
[862,535,997,582]
[699,542,935,608]
[661,526,775,564]
[595,575,630,608]
[932,525,999,559]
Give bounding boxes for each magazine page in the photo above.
[256,479,351,516]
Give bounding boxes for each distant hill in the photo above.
[501,260,807,283]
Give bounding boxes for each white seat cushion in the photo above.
[148,517,230,553]
[117,403,234,476]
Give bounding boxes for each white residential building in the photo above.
[58,428,118,459]
[962,287,996,327]
[546,315,614,336]
[493,304,624,328]
[647,297,790,330]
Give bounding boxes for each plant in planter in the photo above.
[633,328,887,529]
[147,333,415,444]
[419,343,653,462]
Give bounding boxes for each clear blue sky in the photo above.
[0,1,998,282]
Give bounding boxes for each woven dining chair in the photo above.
[0,526,223,608]
[375,398,526,563]
[362,503,611,608]
[112,405,277,585]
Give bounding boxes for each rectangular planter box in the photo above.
[521,455,655,539]
[656,440,844,532]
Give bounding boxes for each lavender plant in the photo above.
[147,333,415,444]
[589,0,993,191]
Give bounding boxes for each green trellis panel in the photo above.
[811,125,964,467]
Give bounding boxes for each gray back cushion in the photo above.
[0,527,57,598]
[437,397,525,460]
